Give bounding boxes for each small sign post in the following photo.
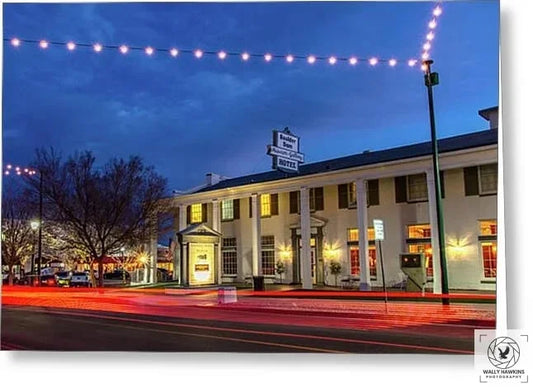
[373,219,388,312]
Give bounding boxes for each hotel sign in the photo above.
[189,243,215,286]
[267,128,304,173]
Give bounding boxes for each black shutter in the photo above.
[249,197,252,218]
[314,187,324,211]
[202,203,208,223]
[186,205,191,225]
[439,171,445,199]
[395,176,407,203]
[367,179,380,206]
[233,199,240,219]
[338,184,348,209]
[464,166,479,196]
[289,191,299,214]
[271,194,279,215]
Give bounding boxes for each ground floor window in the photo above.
[261,236,275,275]
[349,246,376,277]
[222,238,237,275]
[481,242,497,278]
[408,243,433,277]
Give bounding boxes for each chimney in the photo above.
[206,173,222,186]
[478,106,499,130]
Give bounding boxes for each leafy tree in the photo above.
[1,192,36,285]
[28,149,167,287]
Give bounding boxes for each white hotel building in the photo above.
[155,107,498,292]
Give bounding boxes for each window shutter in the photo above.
[338,184,348,209]
[186,205,191,224]
[233,199,240,219]
[367,179,380,206]
[395,176,407,203]
[289,191,299,214]
[464,166,479,196]
[439,171,445,199]
[202,203,208,223]
[314,187,324,211]
[271,194,279,215]
[249,197,252,218]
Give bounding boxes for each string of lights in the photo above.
[5,3,444,73]
[4,164,37,176]
[420,2,443,70]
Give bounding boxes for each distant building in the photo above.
[155,107,498,292]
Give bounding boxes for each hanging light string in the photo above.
[6,37,423,69]
[5,4,444,71]
[4,164,37,176]
[420,2,443,70]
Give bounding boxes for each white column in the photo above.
[172,209,180,281]
[426,169,442,294]
[212,199,222,284]
[178,205,187,286]
[356,179,371,291]
[300,187,312,289]
[149,219,158,284]
[251,194,261,276]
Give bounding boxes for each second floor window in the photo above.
[249,194,279,218]
[464,163,498,196]
[338,180,379,209]
[289,188,324,213]
[190,203,203,223]
[221,200,234,221]
[407,173,428,202]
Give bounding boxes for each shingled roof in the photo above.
[194,129,498,194]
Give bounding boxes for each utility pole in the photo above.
[423,59,449,305]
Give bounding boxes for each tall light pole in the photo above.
[30,220,39,285]
[423,59,449,305]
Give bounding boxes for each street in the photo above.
[1,287,494,353]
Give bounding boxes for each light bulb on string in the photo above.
[39,40,49,49]
[11,38,20,47]
[408,59,417,67]
[145,47,154,56]
[423,42,431,51]
[369,57,378,66]
[422,52,430,60]
[218,51,227,60]
[433,6,442,17]
[170,48,179,57]
[389,58,397,67]
[119,45,129,54]
[67,42,76,51]
[307,55,316,64]
[194,49,203,58]
[349,57,358,65]
[286,54,294,63]
[428,19,437,29]
[93,43,103,52]
[241,52,250,61]
[264,53,272,62]
[328,56,337,65]
[427,31,435,41]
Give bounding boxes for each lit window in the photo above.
[479,164,497,194]
[190,204,203,223]
[261,236,275,275]
[479,220,497,236]
[222,238,237,275]
[407,173,428,201]
[349,247,377,277]
[260,194,271,217]
[407,224,431,239]
[221,200,234,221]
[481,242,497,278]
[347,228,375,242]
[408,244,433,277]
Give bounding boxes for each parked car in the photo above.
[40,274,56,287]
[70,272,91,287]
[103,270,131,287]
[54,271,72,287]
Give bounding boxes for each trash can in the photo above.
[252,276,265,291]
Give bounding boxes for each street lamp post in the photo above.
[423,59,450,305]
[30,220,39,285]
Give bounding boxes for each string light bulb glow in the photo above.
[170,48,179,57]
[264,53,272,62]
[119,45,128,54]
[67,41,76,51]
[307,55,316,64]
[389,58,397,67]
[194,49,203,58]
[328,56,337,65]
[349,57,358,65]
[93,43,103,52]
[369,57,378,66]
[429,19,437,29]
[433,6,442,17]
[408,59,417,67]
[241,52,250,61]
[145,46,154,56]
[422,52,430,60]
[11,38,20,47]
[39,40,49,49]
[218,51,227,60]
[427,31,435,41]
[286,54,294,63]
[423,42,431,51]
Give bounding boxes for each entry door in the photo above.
[299,237,317,284]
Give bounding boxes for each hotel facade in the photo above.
[154,107,499,292]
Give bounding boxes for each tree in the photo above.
[1,192,36,285]
[28,149,167,287]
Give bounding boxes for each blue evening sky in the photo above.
[2,1,499,192]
